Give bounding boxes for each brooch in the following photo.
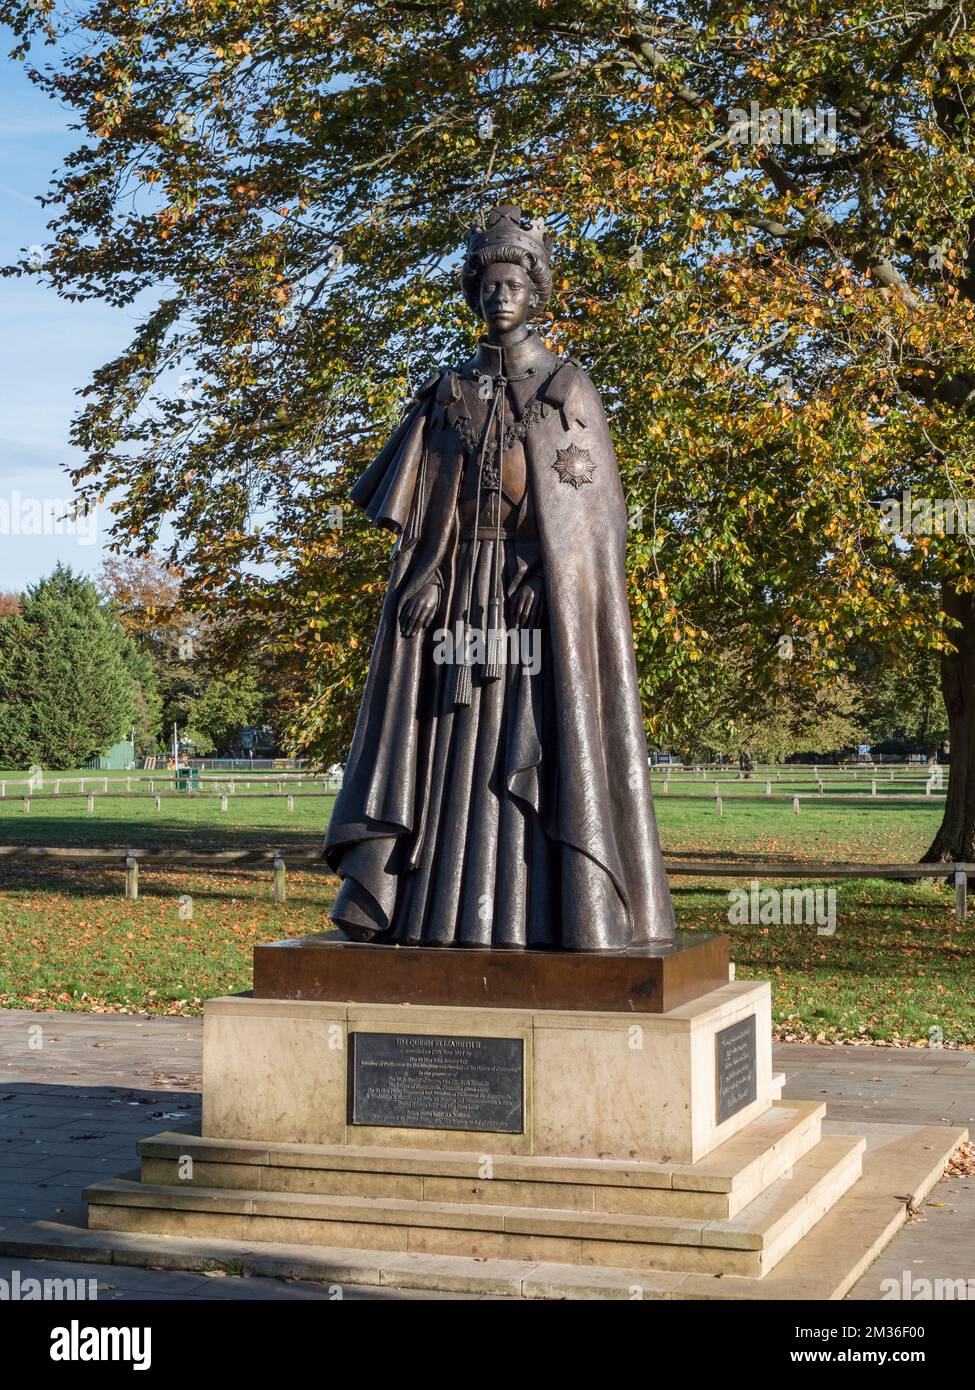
[552,444,596,488]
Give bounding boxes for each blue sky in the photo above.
[0,46,134,592]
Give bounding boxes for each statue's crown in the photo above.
[466,204,554,265]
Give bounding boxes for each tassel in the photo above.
[484,601,504,680]
[454,622,473,705]
[454,660,472,706]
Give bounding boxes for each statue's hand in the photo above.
[511,576,544,629]
[399,582,440,637]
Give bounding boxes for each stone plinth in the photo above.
[201,980,772,1166]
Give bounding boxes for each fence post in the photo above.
[818,780,824,796]
[220,794,228,812]
[125,852,139,902]
[793,795,800,815]
[661,779,669,794]
[871,779,877,797]
[148,779,154,794]
[22,797,29,814]
[87,794,94,813]
[273,852,286,904]
[766,780,771,797]
[54,780,60,795]
[0,782,5,797]
[287,793,294,812]
[955,864,967,923]
[154,794,161,811]
[79,779,84,794]
[715,794,723,816]
[103,777,109,793]
[126,777,132,793]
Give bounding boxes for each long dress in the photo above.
[380,404,622,948]
[325,331,677,951]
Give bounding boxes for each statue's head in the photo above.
[461,204,554,329]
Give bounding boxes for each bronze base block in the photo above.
[252,931,729,1014]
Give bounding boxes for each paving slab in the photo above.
[778,1052,975,1299]
[0,1254,473,1301]
[844,1173,975,1300]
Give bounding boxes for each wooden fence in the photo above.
[0,774,340,798]
[0,847,968,919]
[0,845,321,904]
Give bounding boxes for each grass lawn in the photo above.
[0,785,971,1047]
[0,783,333,849]
[662,798,974,1048]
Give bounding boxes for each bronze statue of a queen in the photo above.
[325,206,676,951]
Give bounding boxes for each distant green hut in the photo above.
[84,738,136,771]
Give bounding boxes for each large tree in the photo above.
[99,551,273,750]
[697,662,866,764]
[5,1,975,858]
[0,565,146,767]
[858,647,949,758]
[183,669,267,754]
[100,552,207,744]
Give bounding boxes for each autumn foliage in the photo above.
[4,1,975,852]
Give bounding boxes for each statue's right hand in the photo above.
[399,582,440,638]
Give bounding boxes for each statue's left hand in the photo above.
[399,582,440,637]
[511,576,544,628]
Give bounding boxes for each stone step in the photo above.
[137,1099,825,1221]
[4,1123,960,1299]
[87,1132,861,1278]
[705,1133,865,1275]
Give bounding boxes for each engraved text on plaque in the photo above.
[716,1015,757,1124]
[350,1032,524,1133]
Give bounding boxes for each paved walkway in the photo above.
[769,1042,975,1298]
[0,1010,972,1300]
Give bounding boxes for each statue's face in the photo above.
[479,261,535,333]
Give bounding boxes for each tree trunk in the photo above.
[922,582,975,863]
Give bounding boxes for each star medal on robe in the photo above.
[552,443,596,488]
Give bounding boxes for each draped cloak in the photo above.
[323,331,676,950]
